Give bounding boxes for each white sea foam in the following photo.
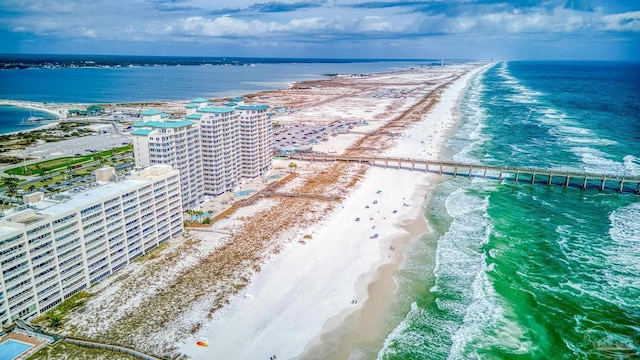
[553,204,640,311]
[439,186,531,359]
[452,75,488,164]
[571,147,626,174]
[608,203,640,275]
[557,125,594,136]
[623,155,640,174]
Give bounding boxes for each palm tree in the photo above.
[48,315,62,329]
[288,162,297,173]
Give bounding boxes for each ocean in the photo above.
[378,61,640,359]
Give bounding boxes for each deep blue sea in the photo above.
[378,61,640,359]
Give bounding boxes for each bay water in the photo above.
[0,59,425,135]
[0,105,57,134]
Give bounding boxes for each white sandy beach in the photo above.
[179,65,489,359]
[41,63,492,360]
[0,99,66,119]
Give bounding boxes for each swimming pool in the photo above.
[0,339,32,360]
[235,189,254,197]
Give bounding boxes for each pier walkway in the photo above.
[283,153,640,194]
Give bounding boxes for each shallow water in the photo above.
[379,61,640,359]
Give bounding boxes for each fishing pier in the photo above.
[284,153,640,194]
[19,116,59,126]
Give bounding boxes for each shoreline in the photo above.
[0,100,63,135]
[0,100,64,119]
[38,62,491,358]
[299,64,493,358]
[180,64,491,359]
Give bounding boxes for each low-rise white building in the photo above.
[0,165,183,325]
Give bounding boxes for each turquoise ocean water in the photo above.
[378,62,640,359]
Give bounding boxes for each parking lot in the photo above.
[273,120,369,153]
[20,132,132,161]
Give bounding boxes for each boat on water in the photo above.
[20,116,58,125]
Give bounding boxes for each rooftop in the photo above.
[0,165,177,237]
[237,105,269,111]
[37,179,149,216]
[131,129,153,136]
[197,107,236,114]
[133,120,195,128]
[141,109,163,116]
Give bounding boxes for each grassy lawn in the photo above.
[4,145,132,176]
[28,341,139,360]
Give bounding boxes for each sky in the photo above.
[0,0,638,60]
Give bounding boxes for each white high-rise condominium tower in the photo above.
[196,106,241,196]
[133,98,273,199]
[132,110,204,209]
[236,104,272,178]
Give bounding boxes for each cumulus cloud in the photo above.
[81,28,97,38]
[180,16,278,37]
[0,0,637,58]
[601,11,640,32]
